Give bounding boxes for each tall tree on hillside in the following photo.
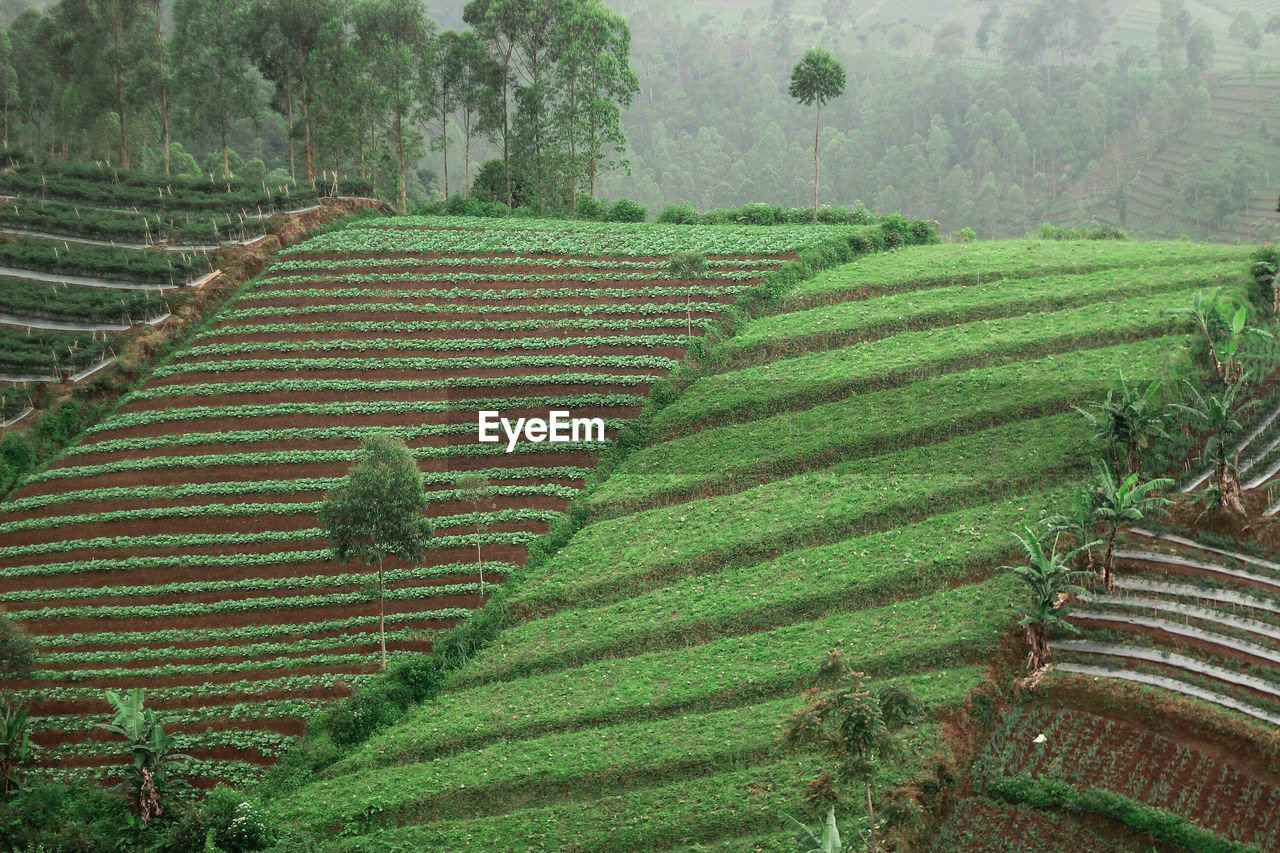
[146,0,170,174]
[421,31,461,198]
[465,0,520,207]
[788,47,846,223]
[85,0,149,169]
[451,30,500,195]
[553,0,638,205]
[354,0,433,213]
[171,0,257,177]
[247,0,336,182]
[507,0,567,209]
[0,31,18,149]
[319,436,431,671]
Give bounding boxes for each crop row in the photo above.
[150,354,680,377]
[40,728,296,762]
[1,502,559,538]
[976,706,1280,847]
[205,317,710,336]
[239,284,754,301]
[0,327,110,374]
[0,162,318,211]
[40,758,271,788]
[270,256,780,272]
[31,651,418,681]
[0,559,516,604]
[515,413,1086,616]
[223,300,732,319]
[590,337,1186,514]
[89,394,643,432]
[5,479,577,516]
[280,670,973,836]
[29,697,330,736]
[8,672,371,705]
[32,610,480,650]
[652,288,1216,436]
[16,585,485,622]
[0,277,180,324]
[1,527,535,560]
[257,270,760,286]
[342,576,1013,768]
[178,335,687,358]
[0,198,266,243]
[782,240,1254,308]
[131,373,656,401]
[716,260,1235,369]
[463,489,1062,685]
[37,627,434,666]
[289,217,866,255]
[0,238,211,284]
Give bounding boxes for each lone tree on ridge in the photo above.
[320,435,432,671]
[789,47,847,223]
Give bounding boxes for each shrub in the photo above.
[1251,244,1277,284]
[200,787,277,852]
[879,212,914,248]
[606,198,647,222]
[575,196,605,220]
[657,203,699,225]
[1038,222,1127,241]
[951,227,976,243]
[0,609,34,679]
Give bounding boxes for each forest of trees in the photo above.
[1,0,1277,235]
[1,0,637,212]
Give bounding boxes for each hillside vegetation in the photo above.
[265,237,1259,849]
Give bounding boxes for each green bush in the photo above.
[606,198,647,222]
[200,787,278,852]
[951,227,976,243]
[657,203,700,224]
[575,196,605,220]
[0,609,34,679]
[1038,222,1127,241]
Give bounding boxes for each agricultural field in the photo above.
[0,215,893,788]
[260,237,1260,848]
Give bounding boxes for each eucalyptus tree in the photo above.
[450,30,501,195]
[172,0,258,177]
[319,435,432,671]
[421,31,462,198]
[552,0,637,206]
[668,250,705,342]
[465,0,521,208]
[353,0,434,213]
[0,31,17,149]
[788,47,846,223]
[248,0,338,182]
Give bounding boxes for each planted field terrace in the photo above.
[262,238,1257,849]
[0,215,880,788]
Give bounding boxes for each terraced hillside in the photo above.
[0,215,885,788]
[1054,67,1280,242]
[266,239,1257,850]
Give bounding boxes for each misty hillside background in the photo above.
[6,0,1279,240]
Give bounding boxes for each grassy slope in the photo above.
[268,240,1251,849]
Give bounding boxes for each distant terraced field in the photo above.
[0,215,885,787]
[264,239,1261,850]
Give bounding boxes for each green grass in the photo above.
[715,260,1238,369]
[514,413,1086,616]
[458,490,1064,686]
[589,337,1188,516]
[651,287,1227,437]
[275,668,976,836]
[781,240,1254,309]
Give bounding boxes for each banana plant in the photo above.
[96,688,189,825]
[0,700,34,798]
[783,806,844,853]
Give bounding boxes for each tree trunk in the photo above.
[114,21,129,169]
[812,101,821,223]
[501,70,512,209]
[221,120,230,179]
[464,117,472,196]
[395,110,406,214]
[153,0,170,176]
[377,555,387,671]
[865,782,878,852]
[301,93,315,183]
[1102,526,1117,590]
[285,66,297,181]
[441,96,449,199]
